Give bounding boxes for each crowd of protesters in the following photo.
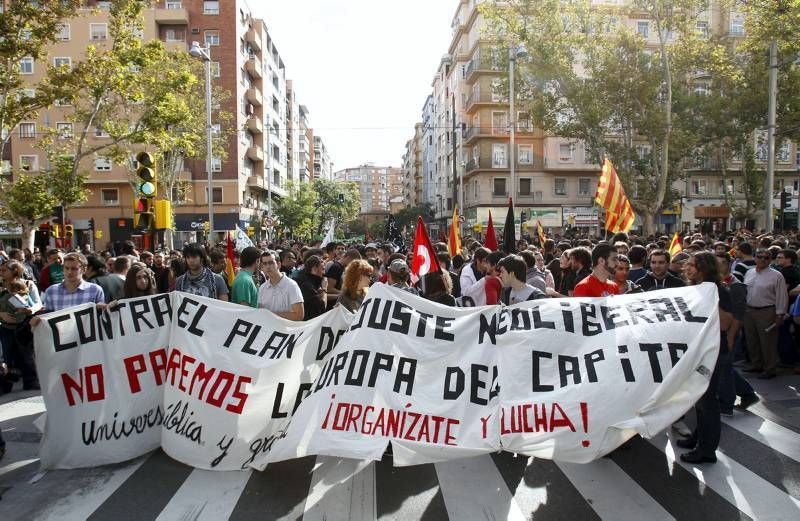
[1,226,799,464]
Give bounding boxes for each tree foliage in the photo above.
[312,179,361,236]
[274,181,319,240]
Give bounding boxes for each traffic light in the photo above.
[246,226,255,237]
[154,200,172,230]
[64,224,74,239]
[136,152,156,198]
[780,190,791,210]
[338,193,344,203]
[88,218,95,231]
[136,197,154,230]
[52,224,61,239]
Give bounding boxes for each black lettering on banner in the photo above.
[367,298,391,330]
[434,316,455,341]
[510,308,531,331]
[479,313,498,345]
[394,357,416,395]
[674,297,709,323]
[223,319,258,353]
[389,301,412,334]
[316,327,345,360]
[443,367,464,400]
[600,304,629,330]
[271,382,289,418]
[618,345,636,382]
[560,302,575,333]
[326,352,349,387]
[625,301,654,325]
[532,306,555,330]
[416,312,433,337]
[580,303,603,336]
[176,297,207,337]
[668,343,688,366]
[345,350,370,385]
[532,351,554,392]
[293,383,312,414]
[129,299,154,333]
[49,314,77,352]
[368,353,393,387]
[489,366,500,400]
[639,343,665,382]
[583,349,604,382]
[150,294,172,327]
[470,364,488,405]
[558,355,581,387]
[349,301,368,331]
[75,307,97,345]
[211,435,234,468]
[648,298,681,323]
[81,405,164,446]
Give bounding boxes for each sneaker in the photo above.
[736,395,760,410]
[720,410,734,417]
[672,421,692,437]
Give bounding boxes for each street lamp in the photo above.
[509,43,528,226]
[189,41,215,240]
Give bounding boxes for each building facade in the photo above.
[334,164,403,216]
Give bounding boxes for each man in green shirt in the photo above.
[231,246,262,308]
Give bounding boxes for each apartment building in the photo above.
[334,165,404,219]
[408,0,799,236]
[402,123,424,207]
[298,104,313,182]
[313,135,333,180]
[6,0,304,244]
[285,80,300,185]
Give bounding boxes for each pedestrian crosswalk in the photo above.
[1,395,800,520]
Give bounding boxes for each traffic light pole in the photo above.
[204,55,215,241]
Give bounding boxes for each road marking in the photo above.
[0,458,39,478]
[303,456,376,521]
[649,433,800,521]
[155,468,253,521]
[557,459,675,521]
[436,454,527,521]
[722,412,800,462]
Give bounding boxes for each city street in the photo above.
[2,373,800,520]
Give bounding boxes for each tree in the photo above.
[481,0,714,233]
[394,203,434,231]
[312,179,360,236]
[274,181,318,240]
[0,0,83,248]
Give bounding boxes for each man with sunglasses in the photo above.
[742,248,788,379]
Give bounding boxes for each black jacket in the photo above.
[293,270,326,320]
[635,271,686,291]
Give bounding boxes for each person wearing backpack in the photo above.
[498,254,546,305]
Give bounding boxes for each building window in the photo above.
[211,156,222,171]
[19,57,34,74]
[95,156,112,171]
[90,23,108,40]
[19,122,36,139]
[730,18,744,36]
[492,143,507,168]
[637,21,649,38]
[204,30,220,46]
[491,111,508,135]
[559,143,574,162]
[56,23,70,41]
[203,1,220,15]
[53,57,71,70]
[493,178,507,196]
[206,187,223,203]
[19,155,38,172]
[579,178,591,196]
[777,140,791,163]
[164,29,185,42]
[692,179,707,196]
[719,179,735,195]
[696,21,709,38]
[518,145,533,165]
[636,144,651,160]
[517,111,532,131]
[210,61,220,78]
[101,188,119,205]
[554,178,567,196]
[166,1,182,8]
[519,178,532,196]
[94,126,109,138]
[56,122,73,139]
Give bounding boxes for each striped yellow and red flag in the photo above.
[668,232,682,257]
[595,158,635,233]
[536,219,546,247]
[448,205,461,258]
[225,231,236,287]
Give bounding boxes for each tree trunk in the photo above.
[642,210,656,236]
[21,223,36,251]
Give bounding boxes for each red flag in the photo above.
[225,232,235,286]
[410,216,441,284]
[484,210,498,251]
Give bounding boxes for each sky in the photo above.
[252,0,457,172]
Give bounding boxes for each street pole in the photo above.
[204,55,214,242]
[509,49,516,217]
[452,94,458,219]
[766,40,777,232]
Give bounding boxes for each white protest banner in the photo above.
[497,283,720,462]
[267,284,503,466]
[161,293,353,471]
[33,294,173,469]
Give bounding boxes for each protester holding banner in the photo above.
[459,246,489,295]
[230,246,262,308]
[421,270,456,306]
[636,250,686,291]
[257,250,305,320]
[676,251,736,464]
[122,263,157,299]
[174,243,229,301]
[336,258,374,312]
[41,252,105,313]
[293,254,328,320]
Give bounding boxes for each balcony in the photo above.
[154,7,189,25]
[247,175,266,190]
[246,116,263,134]
[245,57,262,79]
[163,40,187,52]
[464,57,499,83]
[465,90,505,113]
[245,28,261,53]
[246,87,262,106]
[247,146,264,162]
[463,126,505,144]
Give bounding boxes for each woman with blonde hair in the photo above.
[336,259,374,312]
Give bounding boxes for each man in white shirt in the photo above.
[460,247,490,296]
[742,248,788,379]
[257,250,304,321]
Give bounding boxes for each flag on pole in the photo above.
[485,210,498,251]
[225,232,236,287]
[595,158,636,233]
[502,197,515,254]
[410,216,441,284]
[320,219,335,247]
[448,205,461,258]
[536,220,546,248]
[386,214,405,252]
[668,232,682,257]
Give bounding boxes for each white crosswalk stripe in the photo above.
[3,395,800,520]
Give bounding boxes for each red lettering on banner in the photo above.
[61,364,105,406]
[319,399,461,446]
[498,402,589,444]
[123,348,170,393]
